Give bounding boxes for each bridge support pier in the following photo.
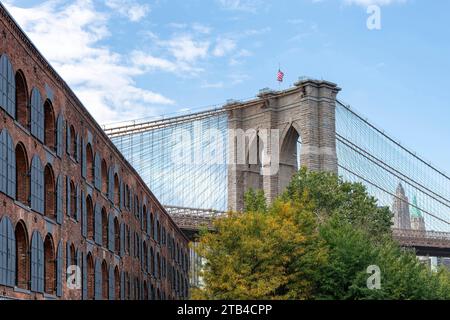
[227,79,341,212]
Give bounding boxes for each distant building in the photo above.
[410,195,426,231]
[392,183,411,229]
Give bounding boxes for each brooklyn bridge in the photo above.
[103,79,450,260]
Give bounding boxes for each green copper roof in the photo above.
[410,195,423,218]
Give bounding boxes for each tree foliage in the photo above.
[192,168,450,300]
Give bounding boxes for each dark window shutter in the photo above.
[81,137,86,178]
[30,155,44,214]
[66,121,71,155]
[66,241,71,274]
[66,176,71,217]
[0,130,7,194]
[146,208,150,235]
[75,134,80,162]
[120,223,125,257]
[0,55,16,118]
[56,241,63,297]
[81,190,87,237]
[107,167,114,201]
[75,184,80,221]
[120,271,125,300]
[0,217,15,286]
[30,87,44,142]
[5,130,15,199]
[108,213,114,252]
[94,204,102,245]
[94,153,101,190]
[56,175,63,225]
[119,181,124,210]
[82,252,87,300]
[56,114,64,158]
[30,231,44,293]
[94,259,102,300]
[109,266,114,300]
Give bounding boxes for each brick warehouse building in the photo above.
[0,4,189,300]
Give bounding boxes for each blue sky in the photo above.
[4,0,450,173]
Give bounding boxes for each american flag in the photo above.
[277,69,284,82]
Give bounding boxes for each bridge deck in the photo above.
[165,206,450,256]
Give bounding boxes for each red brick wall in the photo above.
[0,4,189,300]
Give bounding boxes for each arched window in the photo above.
[101,159,107,194]
[15,143,29,205]
[15,70,28,127]
[86,253,94,300]
[43,100,55,150]
[0,216,15,287]
[157,253,161,279]
[0,54,16,117]
[44,234,55,295]
[44,164,55,220]
[94,153,101,190]
[86,143,94,184]
[114,173,119,207]
[86,195,94,240]
[150,212,154,239]
[0,129,16,199]
[70,244,76,267]
[102,207,108,248]
[102,260,108,300]
[15,220,29,289]
[114,218,120,255]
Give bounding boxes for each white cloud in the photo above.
[344,0,407,6]
[105,0,150,22]
[4,0,173,123]
[213,38,236,57]
[160,35,210,63]
[216,0,263,12]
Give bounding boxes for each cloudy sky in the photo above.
[3,0,450,172]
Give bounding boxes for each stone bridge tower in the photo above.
[226,79,341,212]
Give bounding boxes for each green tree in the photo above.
[244,188,267,213]
[193,168,450,300]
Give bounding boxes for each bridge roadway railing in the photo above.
[164,205,226,232]
[392,228,450,249]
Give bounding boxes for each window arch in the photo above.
[86,253,94,300]
[102,207,108,248]
[44,164,56,220]
[15,220,29,289]
[0,129,16,199]
[102,260,108,300]
[15,70,28,127]
[30,87,44,142]
[86,195,94,240]
[0,54,16,117]
[15,143,29,205]
[43,100,55,150]
[101,159,107,194]
[44,234,55,295]
[86,143,94,184]
[0,216,16,287]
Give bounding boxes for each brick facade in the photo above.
[0,4,189,300]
